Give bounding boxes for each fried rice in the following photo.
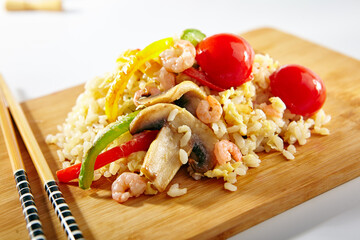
[46,50,331,194]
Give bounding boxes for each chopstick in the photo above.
[0,82,46,239]
[0,75,84,240]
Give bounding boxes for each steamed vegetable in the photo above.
[57,130,158,183]
[105,37,174,122]
[79,111,140,189]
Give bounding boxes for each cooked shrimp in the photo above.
[157,67,175,90]
[133,89,148,106]
[160,40,196,73]
[196,95,223,124]
[214,140,242,165]
[133,82,161,106]
[112,172,147,203]
[260,104,282,118]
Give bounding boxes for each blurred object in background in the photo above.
[5,0,62,11]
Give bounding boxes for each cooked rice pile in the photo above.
[46,53,331,193]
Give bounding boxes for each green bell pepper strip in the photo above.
[79,110,140,189]
[181,29,206,47]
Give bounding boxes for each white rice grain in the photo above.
[212,120,227,139]
[180,131,191,147]
[267,135,284,151]
[45,134,55,144]
[191,173,202,181]
[179,149,188,164]
[109,161,121,175]
[314,126,330,135]
[178,125,191,133]
[283,150,295,160]
[234,164,248,176]
[314,109,331,127]
[248,121,262,133]
[224,182,237,192]
[62,161,71,169]
[103,171,112,178]
[167,183,187,197]
[211,122,219,133]
[224,172,237,184]
[127,151,146,172]
[168,108,179,122]
[93,170,102,181]
[269,97,286,112]
[57,150,65,162]
[287,144,296,154]
[243,153,261,167]
[233,133,245,150]
[178,125,192,147]
[227,125,241,133]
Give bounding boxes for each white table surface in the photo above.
[1,0,359,239]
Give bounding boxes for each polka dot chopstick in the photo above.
[0,75,84,240]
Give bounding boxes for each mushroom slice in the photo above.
[135,81,206,114]
[140,126,190,192]
[130,104,219,191]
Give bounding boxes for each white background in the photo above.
[1,0,359,239]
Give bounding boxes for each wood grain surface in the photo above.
[1,28,360,240]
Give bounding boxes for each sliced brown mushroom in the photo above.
[135,81,206,115]
[138,126,190,192]
[129,103,219,192]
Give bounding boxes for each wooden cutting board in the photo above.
[1,28,360,240]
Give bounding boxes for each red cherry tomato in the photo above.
[196,33,254,89]
[269,64,326,117]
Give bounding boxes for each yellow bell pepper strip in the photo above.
[116,49,140,64]
[181,28,206,47]
[57,130,158,183]
[79,110,140,190]
[97,50,141,90]
[138,59,162,78]
[105,37,174,122]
